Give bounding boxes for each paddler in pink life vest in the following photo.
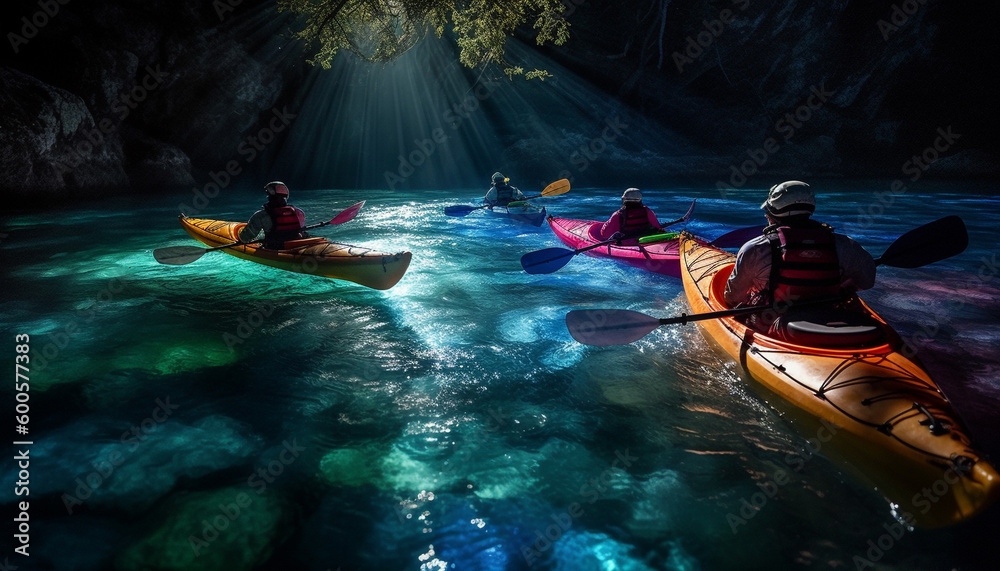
[484,172,525,207]
[723,181,877,337]
[598,188,664,240]
[238,181,308,249]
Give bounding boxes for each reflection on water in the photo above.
[1,185,999,569]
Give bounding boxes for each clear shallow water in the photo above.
[2,184,999,570]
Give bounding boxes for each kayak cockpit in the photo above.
[783,314,885,347]
[709,262,888,348]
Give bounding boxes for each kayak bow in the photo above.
[677,231,999,528]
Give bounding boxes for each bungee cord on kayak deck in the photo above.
[565,214,998,528]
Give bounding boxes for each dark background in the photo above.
[2,0,997,206]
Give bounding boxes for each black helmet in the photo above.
[492,172,507,184]
[264,181,289,197]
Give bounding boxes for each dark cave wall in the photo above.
[1,0,289,203]
[536,0,998,183]
[1,0,996,203]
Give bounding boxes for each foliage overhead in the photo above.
[277,0,571,79]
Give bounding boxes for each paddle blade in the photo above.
[566,309,662,346]
[710,225,767,248]
[540,179,571,197]
[153,246,208,265]
[445,205,477,217]
[876,215,968,268]
[657,199,697,229]
[521,247,575,274]
[677,199,696,223]
[329,201,365,225]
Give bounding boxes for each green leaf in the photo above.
[280,0,572,79]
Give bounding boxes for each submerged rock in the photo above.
[115,487,290,571]
[1,415,261,514]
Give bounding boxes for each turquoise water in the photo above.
[2,184,999,570]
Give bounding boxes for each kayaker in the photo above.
[484,172,525,207]
[723,180,877,336]
[238,181,308,249]
[598,188,664,240]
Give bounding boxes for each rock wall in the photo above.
[1,0,286,204]
[536,0,999,185]
[1,0,995,203]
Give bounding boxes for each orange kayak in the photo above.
[179,216,411,290]
[678,231,999,528]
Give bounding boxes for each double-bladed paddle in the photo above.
[566,215,969,346]
[708,225,768,248]
[520,199,697,274]
[444,179,570,217]
[153,201,366,266]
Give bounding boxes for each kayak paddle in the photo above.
[567,215,969,346]
[444,179,570,217]
[566,297,847,346]
[153,201,366,266]
[708,225,768,248]
[520,199,696,274]
[658,198,697,229]
[873,215,968,268]
[637,231,679,245]
[521,232,626,275]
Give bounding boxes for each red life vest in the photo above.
[264,205,304,248]
[619,204,653,236]
[765,222,841,305]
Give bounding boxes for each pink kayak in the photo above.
[547,216,682,277]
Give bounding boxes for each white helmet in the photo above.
[622,188,643,203]
[761,181,814,217]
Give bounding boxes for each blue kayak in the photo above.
[485,204,546,227]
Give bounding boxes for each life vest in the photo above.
[765,221,841,305]
[264,204,304,248]
[493,183,515,205]
[619,203,653,236]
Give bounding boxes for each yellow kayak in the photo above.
[678,231,999,528]
[179,216,411,290]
